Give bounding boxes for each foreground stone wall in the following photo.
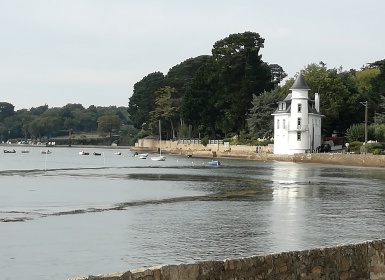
[70,239,385,280]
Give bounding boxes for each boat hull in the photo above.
[151,156,166,161]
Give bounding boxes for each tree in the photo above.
[210,31,274,131]
[29,104,48,115]
[346,123,365,142]
[149,86,180,139]
[268,63,288,85]
[97,115,122,140]
[367,60,385,123]
[181,60,220,137]
[247,89,282,139]
[165,55,210,100]
[128,72,164,129]
[0,102,15,122]
[370,59,385,96]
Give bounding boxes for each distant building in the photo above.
[272,72,323,155]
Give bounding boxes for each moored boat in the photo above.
[4,149,16,153]
[79,151,90,155]
[41,150,52,154]
[151,155,166,161]
[208,160,220,166]
[151,120,166,161]
[135,152,148,158]
[21,149,30,153]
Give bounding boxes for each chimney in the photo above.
[315,93,320,112]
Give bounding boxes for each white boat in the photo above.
[151,120,166,161]
[208,160,220,166]
[41,150,52,154]
[134,152,148,158]
[21,149,30,153]
[114,152,122,155]
[79,151,89,155]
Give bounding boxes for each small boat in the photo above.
[208,160,220,166]
[151,120,166,161]
[41,150,52,154]
[21,149,30,153]
[79,151,90,155]
[135,152,148,158]
[151,155,166,161]
[114,152,122,155]
[4,149,16,153]
[93,152,102,156]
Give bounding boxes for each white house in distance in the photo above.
[272,72,323,155]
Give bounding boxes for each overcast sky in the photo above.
[1,1,384,110]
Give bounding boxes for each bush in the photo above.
[201,136,209,146]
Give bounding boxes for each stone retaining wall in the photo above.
[70,239,385,280]
[133,139,385,168]
[292,153,385,168]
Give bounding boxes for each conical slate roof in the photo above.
[290,72,310,90]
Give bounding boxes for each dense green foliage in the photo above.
[127,30,385,144]
[247,89,283,139]
[0,103,135,145]
[129,31,279,140]
[128,72,165,130]
[278,62,384,137]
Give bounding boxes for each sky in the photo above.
[1,1,384,111]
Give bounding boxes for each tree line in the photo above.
[128,31,385,145]
[0,103,137,145]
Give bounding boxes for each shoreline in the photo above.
[3,143,385,168]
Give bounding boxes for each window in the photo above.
[297,132,301,141]
[297,118,301,129]
[283,119,286,129]
[277,119,280,129]
[298,103,302,113]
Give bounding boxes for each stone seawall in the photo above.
[70,239,385,280]
[133,139,385,168]
[292,153,385,168]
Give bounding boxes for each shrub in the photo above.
[201,136,209,146]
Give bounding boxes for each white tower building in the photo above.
[272,72,323,155]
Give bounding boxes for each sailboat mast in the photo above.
[159,119,161,156]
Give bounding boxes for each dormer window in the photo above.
[278,102,286,111]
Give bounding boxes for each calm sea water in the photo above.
[1,146,385,280]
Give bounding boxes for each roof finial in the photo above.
[290,70,310,90]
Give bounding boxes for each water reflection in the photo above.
[2,151,385,280]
